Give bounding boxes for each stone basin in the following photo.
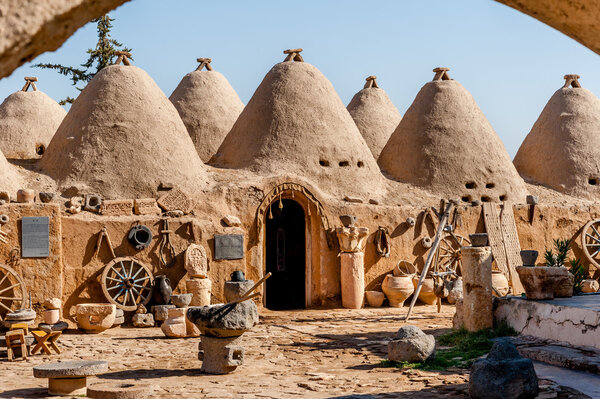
[187,300,258,338]
[76,304,116,333]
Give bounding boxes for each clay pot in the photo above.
[469,233,489,247]
[230,271,245,282]
[515,266,568,300]
[412,277,438,305]
[153,275,172,305]
[44,309,60,324]
[554,270,574,298]
[365,291,385,307]
[76,304,116,333]
[520,250,539,266]
[16,188,35,203]
[491,271,510,297]
[381,274,414,307]
[393,261,416,277]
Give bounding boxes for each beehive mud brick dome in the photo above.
[378,67,527,203]
[0,77,66,159]
[39,54,207,198]
[211,49,386,198]
[514,75,600,199]
[347,76,402,160]
[170,58,244,163]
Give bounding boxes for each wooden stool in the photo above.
[5,329,28,361]
[31,330,61,355]
[9,322,29,335]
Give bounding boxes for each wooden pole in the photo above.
[240,272,272,299]
[404,200,455,321]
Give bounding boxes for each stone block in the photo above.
[84,194,102,213]
[388,325,435,363]
[187,279,212,306]
[134,198,161,215]
[161,308,187,338]
[132,313,155,328]
[224,280,254,302]
[17,188,35,203]
[199,335,244,374]
[151,304,175,322]
[469,339,538,399]
[39,192,54,203]
[157,188,194,213]
[187,300,259,338]
[222,215,241,227]
[76,303,116,333]
[101,199,133,216]
[44,297,61,310]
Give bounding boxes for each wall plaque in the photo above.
[214,234,244,260]
[22,216,50,258]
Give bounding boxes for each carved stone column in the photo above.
[461,246,493,331]
[336,225,369,309]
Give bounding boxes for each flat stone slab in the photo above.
[87,381,156,399]
[39,321,69,332]
[33,360,108,378]
[494,295,600,350]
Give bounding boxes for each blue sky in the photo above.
[1,0,599,157]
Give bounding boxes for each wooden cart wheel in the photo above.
[435,233,470,275]
[581,219,600,271]
[101,257,153,311]
[0,263,27,318]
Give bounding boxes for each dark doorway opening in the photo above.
[265,199,306,310]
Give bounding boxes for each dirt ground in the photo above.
[0,305,584,398]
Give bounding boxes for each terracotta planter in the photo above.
[412,277,438,305]
[382,274,414,307]
[491,271,510,297]
[515,266,568,300]
[44,309,60,324]
[365,291,385,307]
[554,270,574,298]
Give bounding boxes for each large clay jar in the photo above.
[153,275,172,305]
[554,270,574,298]
[381,274,414,307]
[412,277,438,305]
[76,304,116,333]
[491,271,510,297]
[515,266,567,300]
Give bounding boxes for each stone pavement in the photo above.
[0,305,588,398]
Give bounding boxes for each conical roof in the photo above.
[40,54,207,198]
[514,75,600,198]
[347,76,402,160]
[378,67,526,203]
[0,77,66,159]
[170,58,244,162]
[212,49,384,197]
[0,150,23,192]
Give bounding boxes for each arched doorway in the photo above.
[265,199,306,310]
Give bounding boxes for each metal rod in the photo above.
[405,200,455,322]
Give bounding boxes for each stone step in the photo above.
[512,336,600,375]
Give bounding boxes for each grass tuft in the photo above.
[381,323,517,371]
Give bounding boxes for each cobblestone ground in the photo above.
[0,305,585,398]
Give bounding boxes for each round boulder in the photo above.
[388,325,435,363]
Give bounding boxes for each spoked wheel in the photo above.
[435,234,470,275]
[101,257,153,311]
[0,263,27,318]
[581,219,600,271]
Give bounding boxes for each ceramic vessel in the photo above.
[171,293,193,308]
[520,250,539,266]
[365,291,385,307]
[153,275,172,305]
[44,309,60,324]
[381,274,414,307]
[411,277,438,305]
[469,233,489,247]
[515,266,568,300]
[491,271,510,297]
[230,271,245,282]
